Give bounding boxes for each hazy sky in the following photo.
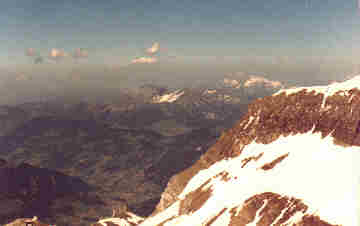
[2,0,360,71]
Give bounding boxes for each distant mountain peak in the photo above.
[274,75,360,98]
[152,89,185,103]
[244,75,284,89]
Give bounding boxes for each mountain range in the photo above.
[92,75,360,226]
[1,73,285,225]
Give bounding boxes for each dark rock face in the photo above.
[153,87,360,225]
[0,159,94,225]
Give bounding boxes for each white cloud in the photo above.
[49,48,67,59]
[145,42,159,55]
[131,57,158,64]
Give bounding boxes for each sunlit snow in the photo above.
[141,129,360,225]
[274,75,360,108]
[97,212,144,226]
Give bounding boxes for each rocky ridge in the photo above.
[96,75,360,225]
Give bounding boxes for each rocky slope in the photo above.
[96,75,360,225]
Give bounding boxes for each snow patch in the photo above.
[152,90,185,103]
[203,89,217,94]
[140,202,180,226]
[142,130,360,225]
[97,212,144,226]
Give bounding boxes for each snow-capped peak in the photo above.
[274,76,360,97]
[138,75,360,226]
[152,89,185,103]
[274,75,360,108]
[221,74,284,91]
[222,78,241,88]
[244,75,283,89]
[95,75,360,226]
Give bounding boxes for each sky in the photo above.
[2,0,360,80]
